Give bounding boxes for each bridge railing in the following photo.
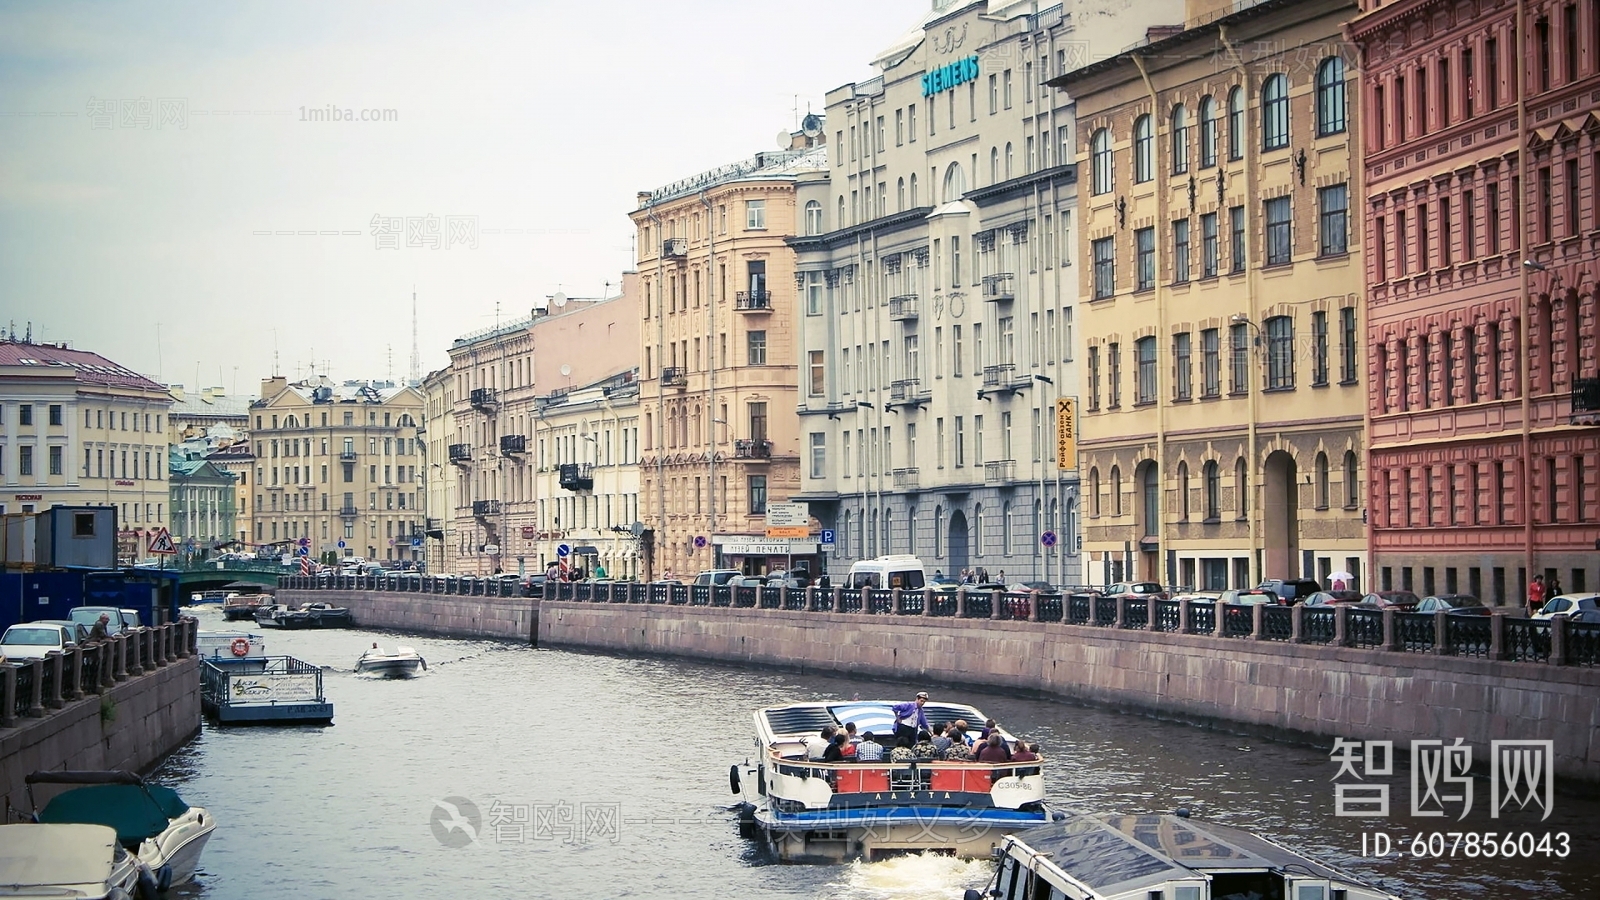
[0,618,197,729]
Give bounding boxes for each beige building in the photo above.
[1052,0,1367,589]
[630,143,822,580]
[419,366,455,574]
[249,376,425,563]
[0,339,174,561]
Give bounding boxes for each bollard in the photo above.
[830,587,843,611]
[861,586,872,613]
[1028,593,1039,622]
[1178,598,1191,633]
[113,635,128,682]
[1212,600,1226,637]
[1251,602,1266,640]
[154,625,168,667]
[1147,598,1159,630]
[27,659,45,717]
[1381,608,1398,652]
[955,589,967,618]
[890,588,902,615]
[805,586,817,612]
[0,665,16,728]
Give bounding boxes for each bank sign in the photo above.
[923,55,979,97]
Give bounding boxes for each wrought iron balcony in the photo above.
[1574,377,1600,425]
[448,443,471,464]
[888,294,919,320]
[734,291,772,311]
[661,367,688,388]
[338,506,360,518]
[338,450,357,461]
[662,238,688,259]
[981,363,1030,390]
[892,467,920,489]
[559,463,594,491]
[982,272,1016,301]
[889,378,931,404]
[984,459,1017,484]
[472,499,501,518]
[500,434,526,455]
[470,387,498,411]
[733,439,772,460]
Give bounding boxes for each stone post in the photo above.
[1434,610,1450,655]
[27,659,44,717]
[1027,593,1039,622]
[65,647,83,701]
[891,588,903,615]
[187,617,199,656]
[955,589,967,618]
[779,585,790,610]
[804,586,817,612]
[924,589,935,617]
[990,589,1003,620]
[0,664,16,728]
[1251,602,1266,640]
[1147,598,1160,630]
[830,587,843,611]
[113,635,128,682]
[1290,604,1304,642]
[861,586,873,613]
[1213,602,1226,637]
[1179,598,1192,634]
[1334,606,1349,646]
[1381,608,1398,652]
[1115,596,1129,629]
[1490,612,1506,660]
[1550,616,1568,666]
[154,625,167,667]
[45,652,64,709]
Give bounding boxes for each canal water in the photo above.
[164,606,1598,900]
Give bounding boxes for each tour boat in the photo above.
[221,592,267,621]
[731,700,1051,863]
[0,823,156,900]
[27,770,217,891]
[968,812,1402,900]
[355,644,426,677]
[196,630,266,663]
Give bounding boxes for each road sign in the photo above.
[765,502,810,539]
[337,540,346,549]
[693,535,708,548]
[146,527,177,556]
[484,544,501,556]
[298,546,310,556]
[298,537,311,547]
[1055,397,1077,470]
[412,537,423,548]
[820,529,835,546]
[556,543,571,558]
[1040,531,1058,548]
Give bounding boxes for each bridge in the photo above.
[161,560,286,598]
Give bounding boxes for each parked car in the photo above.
[1414,594,1490,615]
[1361,590,1421,610]
[1007,581,1056,593]
[929,575,962,592]
[1300,590,1368,608]
[68,607,139,635]
[693,569,742,586]
[1256,579,1325,605]
[1533,594,1600,619]
[1172,591,1224,604]
[1568,609,1600,625]
[1102,582,1168,600]
[1218,589,1277,605]
[0,623,79,662]
[519,573,548,596]
[34,620,91,643]
[764,570,812,590]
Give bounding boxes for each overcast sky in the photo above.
[0,0,925,394]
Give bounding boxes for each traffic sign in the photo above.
[693,535,708,548]
[765,502,810,539]
[556,543,571,558]
[820,529,836,546]
[1040,531,1058,548]
[298,547,309,556]
[146,527,177,556]
[411,537,423,548]
[298,537,311,547]
[337,541,346,549]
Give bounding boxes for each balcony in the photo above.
[980,364,1032,394]
[733,439,772,460]
[892,467,920,489]
[984,459,1017,484]
[662,237,688,259]
[982,273,1016,302]
[535,387,569,410]
[500,434,527,455]
[470,387,498,411]
[889,378,931,406]
[338,506,359,518]
[338,450,357,462]
[734,291,772,312]
[1574,377,1600,425]
[888,294,919,320]
[661,367,688,388]
[472,499,501,518]
[448,443,471,465]
[559,463,594,492]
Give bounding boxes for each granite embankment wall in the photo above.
[279,589,536,642]
[0,640,200,816]
[538,601,1600,784]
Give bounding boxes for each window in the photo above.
[1230,206,1245,272]
[48,404,62,426]
[1262,74,1289,150]
[1440,196,1453,265]
[1229,323,1249,394]
[1092,237,1116,299]
[48,445,62,476]
[1199,460,1222,520]
[747,330,767,365]
[1199,96,1217,167]
[1088,346,1101,410]
[745,200,766,230]
[1340,306,1358,384]
[1173,219,1191,283]
[748,475,767,514]
[1175,333,1193,400]
[1107,343,1122,408]
[1318,183,1348,256]
[955,417,965,467]
[1312,310,1329,386]
[19,405,32,426]
[1265,196,1292,265]
[1136,337,1157,404]
[1266,316,1294,389]
[1133,115,1153,182]
[1200,212,1219,278]
[804,201,823,235]
[1091,129,1113,195]
[1135,227,1155,290]
[809,433,826,479]
[1316,57,1347,135]
[1004,69,1013,108]
[19,445,33,476]
[1171,104,1189,173]
[1202,328,1221,397]
[806,271,823,316]
[1227,87,1244,160]
[1487,182,1501,253]
[808,350,825,395]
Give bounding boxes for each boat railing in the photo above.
[765,748,1044,794]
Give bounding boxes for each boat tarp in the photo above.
[0,823,119,887]
[37,784,189,845]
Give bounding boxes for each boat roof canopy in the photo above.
[760,701,994,741]
[0,823,122,887]
[36,783,190,847]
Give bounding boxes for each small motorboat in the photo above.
[27,770,217,891]
[0,822,156,900]
[355,643,426,677]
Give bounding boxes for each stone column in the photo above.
[890,588,902,615]
[1434,610,1450,655]
[861,586,873,613]
[830,587,843,611]
[805,586,817,612]
[1213,602,1227,637]
[1381,608,1398,652]
[113,635,128,681]
[1115,596,1129,629]
[924,589,935,617]
[1334,606,1349,646]
[1027,593,1039,622]
[1179,598,1192,634]
[1290,604,1304,642]
[990,589,1003,620]
[779,585,790,610]
[27,659,44,717]
[1147,598,1160,630]
[1251,602,1266,639]
[98,644,113,690]
[45,652,64,709]
[955,589,967,618]
[0,665,16,728]
[65,647,83,700]
[154,625,167,667]
[1550,616,1568,666]
[1490,612,1506,660]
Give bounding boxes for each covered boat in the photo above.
[355,644,426,677]
[196,630,266,663]
[220,586,269,621]
[733,700,1050,862]
[0,823,154,900]
[969,813,1401,900]
[27,771,215,892]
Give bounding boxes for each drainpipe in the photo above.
[701,190,717,566]
[1220,24,1262,585]
[1131,51,1170,587]
[646,203,666,580]
[1515,0,1534,590]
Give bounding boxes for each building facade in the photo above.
[0,339,174,561]
[420,366,455,574]
[248,377,425,564]
[169,448,238,551]
[791,0,1184,584]
[1053,0,1368,589]
[166,384,252,544]
[1350,0,1600,602]
[631,148,819,580]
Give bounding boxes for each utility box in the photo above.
[2,514,38,568]
[35,506,118,569]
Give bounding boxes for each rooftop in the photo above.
[639,145,828,208]
[0,340,167,393]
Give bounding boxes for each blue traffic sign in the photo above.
[337,540,346,549]
[693,535,708,548]
[820,529,836,546]
[411,537,423,548]
[1040,531,1058,547]
[298,537,311,547]
[556,543,571,558]
[298,546,309,556]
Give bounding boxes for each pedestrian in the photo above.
[593,562,608,580]
[87,613,112,643]
[1529,574,1546,615]
[890,691,931,746]
[1547,575,1564,606]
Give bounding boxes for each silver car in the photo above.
[0,623,77,661]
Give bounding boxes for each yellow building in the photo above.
[1050,0,1367,589]
[419,366,455,574]
[249,376,425,564]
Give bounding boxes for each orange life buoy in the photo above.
[230,638,250,657]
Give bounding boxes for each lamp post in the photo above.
[1034,374,1055,585]
[1230,313,1263,583]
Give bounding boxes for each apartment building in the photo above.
[420,366,455,574]
[1051,0,1367,589]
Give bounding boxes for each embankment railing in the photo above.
[1,618,198,730]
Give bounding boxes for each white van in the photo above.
[846,555,928,590]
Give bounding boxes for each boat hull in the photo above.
[752,802,1047,863]
[139,806,216,888]
[355,658,422,677]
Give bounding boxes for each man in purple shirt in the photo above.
[891,692,931,746]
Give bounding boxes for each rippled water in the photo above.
[158,607,1598,900]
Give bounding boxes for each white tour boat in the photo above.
[0,823,156,900]
[26,770,216,891]
[355,644,427,677]
[967,812,1401,900]
[732,700,1051,863]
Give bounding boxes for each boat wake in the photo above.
[827,853,991,900]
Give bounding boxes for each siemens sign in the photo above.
[922,55,979,98]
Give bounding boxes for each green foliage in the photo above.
[100,695,117,724]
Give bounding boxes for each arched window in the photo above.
[1235,457,1249,519]
[1227,87,1245,160]
[1316,451,1330,509]
[1316,57,1347,136]
[1204,460,1220,519]
[907,505,918,555]
[1004,142,1014,179]
[1089,467,1102,517]
[837,196,845,229]
[1199,96,1217,167]
[990,147,1000,184]
[897,178,906,211]
[1091,129,1113,195]
[909,174,919,207]
[803,200,823,235]
[1133,115,1153,183]
[1178,461,1191,520]
[1171,104,1189,174]
[869,508,879,557]
[841,509,851,557]
[882,507,892,555]
[943,162,967,202]
[1110,465,1123,516]
[1140,464,1160,537]
[1262,73,1289,150]
[1343,450,1359,508]
[1065,499,1076,554]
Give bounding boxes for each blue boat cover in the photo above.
[37,784,189,846]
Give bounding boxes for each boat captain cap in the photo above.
[915,691,929,699]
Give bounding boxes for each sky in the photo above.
[0,0,927,394]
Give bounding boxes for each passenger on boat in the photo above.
[840,721,860,757]
[930,725,954,754]
[943,738,976,762]
[951,719,975,745]
[890,692,932,746]
[889,737,916,763]
[911,730,941,761]
[805,725,839,760]
[855,732,885,761]
[976,734,1012,763]
[822,732,848,762]
[979,718,999,739]
[1010,741,1040,762]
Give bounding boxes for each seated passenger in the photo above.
[911,730,940,760]
[841,721,860,758]
[889,737,916,763]
[976,733,1012,763]
[930,724,954,754]
[1011,740,1040,762]
[951,719,975,745]
[943,739,975,762]
[806,725,838,761]
[822,732,848,763]
[855,731,885,761]
[978,718,999,740]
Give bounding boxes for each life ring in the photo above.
[230,638,251,657]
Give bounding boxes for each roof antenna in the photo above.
[409,288,421,386]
